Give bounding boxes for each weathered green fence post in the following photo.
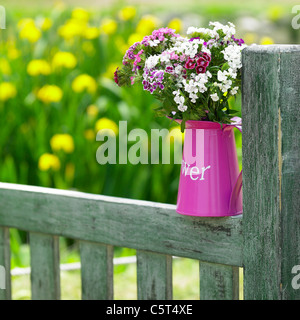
[242,45,300,299]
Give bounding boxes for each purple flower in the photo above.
[184,58,196,69]
[165,66,174,74]
[142,67,165,94]
[200,52,211,62]
[141,36,151,46]
[127,51,135,59]
[189,37,200,42]
[197,57,209,67]
[231,35,245,46]
[195,65,206,74]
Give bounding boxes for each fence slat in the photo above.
[80,241,113,300]
[0,227,11,300]
[137,250,172,300]
[242,45,300,299]
[29,233,60,300]
[200,262,239,300]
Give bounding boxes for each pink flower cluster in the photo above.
[184,52,211,74]
[122,28,180,71]
[141,27,180,46]
[132,49,144,72]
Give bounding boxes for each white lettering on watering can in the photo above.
[181,160,211,181]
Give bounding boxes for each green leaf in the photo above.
[227,109,239,114]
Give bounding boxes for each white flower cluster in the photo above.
[215,70,233,93]
[145,55,160,69]
[187,21,236,42]
[222,44,245,70]
[208,21,236,41]
[182,72,212,103]
[212,43,246,97]
[173,90,187,112]
[169,37,211,58]
[148,39,160,47]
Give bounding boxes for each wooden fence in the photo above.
[0,45,299,300]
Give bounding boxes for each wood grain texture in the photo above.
[137,250,172,300]
[30,233,60,300]
[0,227,11,300]
[200,262,239,300]
[0,183,243,266]
[242,45,300,299]
[80,241,113,300]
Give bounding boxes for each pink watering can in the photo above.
[175,116,242,217]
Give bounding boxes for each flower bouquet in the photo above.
[114,21,246,130]
[115,22,246,217]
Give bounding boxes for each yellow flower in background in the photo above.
[27,59,51,76]
[7,47,21,60]
[19,19,41,43]
[50,134,74,153]
[100,18,117,35]
[52,51,77,70]
[119,6,137,21]
[41,17,53,31]
[65,163,75,181]
[72,7,90,22]
[87,104,99,117]
[84,129,95,140]
[72,74,97,94]
[243,33,257,45]
[268,6,284,22]
[168,18,182,32]
[17,18,35,30]
[58,19,87,40]
[0,59,11,75]
[38,153,61,171]
[260,36,274,45]
[37,85,63,103]
[0,82,17,101]
[95,117,119,136]
[136,15,159,36]
[84,26,100,40]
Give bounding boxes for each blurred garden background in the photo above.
[0,0,299,299]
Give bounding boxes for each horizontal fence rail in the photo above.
[0,182,243,266]
[0,182,243,300]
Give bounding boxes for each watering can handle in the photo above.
[228,117,243,215]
